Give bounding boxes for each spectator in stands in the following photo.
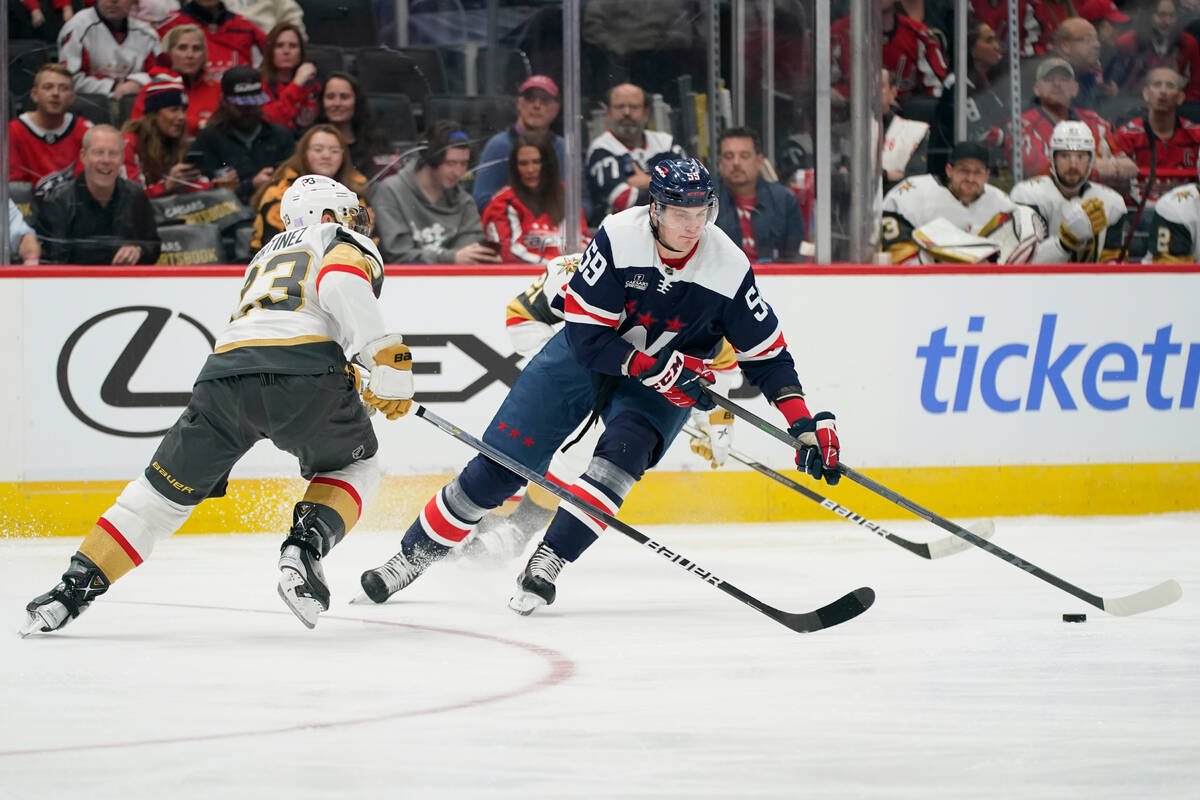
[371,120,501,264]
[1033,0,1077,54]
[33,125,162,265]
[1020,57,1139,182]
[472,75,565,212]
[57,0,162,100]
[933,19,1007,177]
[585,82,685,226]
[315,72,391,181]
[481,132,587,264]
[189,65,297,203]
[834,0,948,103]
[260,22,319,132]
[132,2,183,28]
[1051,17,1106,109]
[7,199,41,265]
[225,0,306,40]
[882,67,930,194]
[158,0,266,79]
[971,0,1039,58]
[131,24,222,136]
[250,124,371,250]
[1109,0,1200,101]
[1112,66,1200,206]
[121,76,211,198]
[8,64,93,195]
[712,126,805,262]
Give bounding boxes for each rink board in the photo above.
[1,264,1198,534]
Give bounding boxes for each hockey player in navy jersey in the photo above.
[21,175,415,635]
[360,158,840,616]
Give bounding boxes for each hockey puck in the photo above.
[1062,613,1087,623]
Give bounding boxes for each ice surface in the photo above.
[1,514,1196,799]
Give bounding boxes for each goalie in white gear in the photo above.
[1145,160,1200,263]
[1010,121,1128,263]
[21,175,416,635]
[458,253,739,565]
[880,141,1017,264]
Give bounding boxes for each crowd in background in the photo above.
[6,0,1200,266]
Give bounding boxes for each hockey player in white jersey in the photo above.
[459,252,739,564]
[21,175,415,635]
[1010,121,1128,263]
[881,141,1016,264]
[1145,163,1200,262]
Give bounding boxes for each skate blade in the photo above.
[18,611,47,638]
[277,571,320,629]
[507,591,546,616]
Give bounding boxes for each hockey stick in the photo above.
[681,425,994,559]
[413,404,875,633]
[700,388,1183,617]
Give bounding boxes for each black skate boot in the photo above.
[359,546,435,603]
[508,541,567,616]
[20,554,110,637]
[278,503,344,629]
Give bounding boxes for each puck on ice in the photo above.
[1062,613,1087,623]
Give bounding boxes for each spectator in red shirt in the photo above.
[158,0,266,80]
[8,63,93,194]
[482,133,587,265]
[712,126,806,262]
[1110,0,1200,100]
[1112,66,1200,204]
[1020,57,1139,182]
[1032,0,1077,53]
[131,24,223,137]
[260,22,319,132]
[834,0,948,102]
[972,0,1040,57]
[121,77,212,198]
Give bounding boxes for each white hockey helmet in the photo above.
[1048,121,1096,191]
[280,174,372,236]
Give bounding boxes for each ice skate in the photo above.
[19,554,110,637]
[508,541,567,616]
[359,550,427,604]
[458,515,534,566]
[277,529,330,630]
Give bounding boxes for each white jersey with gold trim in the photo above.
[1010,175,1128,263]
[200,223,387,381]
[881,174,1015,263]
[1146,182,1200,263]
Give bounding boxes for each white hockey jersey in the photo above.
[197,223,387,382]
[1145,182,1200,263]
[881,174,1015,263]
[1010,175,1128,263]
[57,8,162,96]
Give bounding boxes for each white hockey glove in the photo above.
[688,408,734,468]
[1058,197,1107,251]
[358,334,414,420]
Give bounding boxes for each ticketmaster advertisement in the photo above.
[1,268,1197,527]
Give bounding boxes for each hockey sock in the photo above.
[544,457,637,562]
[509,487,558,532]
[400,477,492,563]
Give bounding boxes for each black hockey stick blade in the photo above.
[414,404,874,633]
[700,387,1183,617]
[682,425,994,559]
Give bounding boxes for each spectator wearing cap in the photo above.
[158,0,267,80]
[57,0,163,100]
[1109,0,1200,101]
[188,65,297,203]
[1020,57,1138,182]
[131,24,223,137]
[371,120,501,264]
[33,124,162,265]
[121,76,212,198]
[472,75,565,212]
[585,82,685,226]
[260,22,319,132]
[879,141,1017,264]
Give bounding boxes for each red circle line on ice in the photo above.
[1,601,576,757]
